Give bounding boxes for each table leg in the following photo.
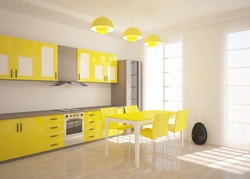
[181,131,184,148]
[134,124,140,168]
[105,120,109,157]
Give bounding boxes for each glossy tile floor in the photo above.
[1,135,250,179]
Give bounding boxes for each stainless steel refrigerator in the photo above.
[111,59,143,110]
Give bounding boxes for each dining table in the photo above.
[105,110,176,168]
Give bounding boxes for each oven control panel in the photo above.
[65,113,84,119]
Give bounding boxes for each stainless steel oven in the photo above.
[64,112,84,146]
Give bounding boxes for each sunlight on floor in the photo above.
[178,146,250,175]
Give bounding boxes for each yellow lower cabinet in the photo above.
[41,115,64,151]
[43,139,64,151]
[84,111,101,142]
[18,117,44,157]
[0,119,20,161]
[117,108,124,114]
[99,129,124,139]
[0,117,43,162]
[84,132,100,142]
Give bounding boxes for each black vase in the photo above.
[192,122,207,145]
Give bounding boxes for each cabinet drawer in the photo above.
[43,124,64,133]
[43,131,64,142]
[43,139,64,151]
[84,111,99,119]
[84,133,99,142]
[84,120,100,128]
[43,115,64,126]
[84,126,100,134]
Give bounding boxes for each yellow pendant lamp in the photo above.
[123,4,143,43]
[90,0,114,35]
[123,27,143,42]
[144,34,162,47]
[91,16,114,35]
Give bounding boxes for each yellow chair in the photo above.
[125,105,152,127]
[100,107,133,144]
[168,109,192,151]
[124,105,139,113]
[140,112,171,164]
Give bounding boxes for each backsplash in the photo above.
[0,80,111,114]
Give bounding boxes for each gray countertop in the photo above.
[0,105,123,120]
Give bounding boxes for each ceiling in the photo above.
[1,0,250,39]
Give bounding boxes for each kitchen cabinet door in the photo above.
[93,52,117,83]
[105,54,117,83]
[78,49,94,82]
[0,34,15,79]
[0,117,44,162]
[18,117,44,156]
[38,42,58,81]
[13,38,39,80]
[93,52,105,82]
[0,119,19,161]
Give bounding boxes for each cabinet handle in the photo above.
[55,72,57,80]
[89,114,95,116]
[17,123,19,132]
[78,74,80,80]
[89,121,95,123]
[50,143,58,146]
[50,135,58,138]
[89,136,95,138]
[50,126,58,129]
[11,69,13,78]
[15,70,17,78]
[20,123,22,132]
[107,75,108,81]
[50,118,58,121]
[104,75,105,81]
[89,128,95,131]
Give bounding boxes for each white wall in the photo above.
[0,9,144,113]
[161,15,250,149]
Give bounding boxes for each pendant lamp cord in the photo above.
[152,16,154,31]
[102,0,103,16]
[132,5,134,27]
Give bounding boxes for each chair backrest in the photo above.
[174,110,189,132]
[124,105,139,113]
[100,107,119,128]
[152,113,170,139]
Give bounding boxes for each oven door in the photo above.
[64,118,84,146]
[66,118,82,135]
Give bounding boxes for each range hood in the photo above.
[50,45,87,86]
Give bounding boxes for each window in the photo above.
[226,30,250,143]
[146,42,183,110]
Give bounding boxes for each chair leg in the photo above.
[98,128,103,146]
[117,129,119,143]
[167,135,172,157]
[152,139,156,168]
[128,133,131,161]
[187,130,192,152]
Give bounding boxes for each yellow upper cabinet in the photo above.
[38,42,58,81]
[14,37,39,80]
[0,34,58,81]
[93,52,117,83]
[0,35,15,79]
[78,49,117,83]
[78,48,94,82]
[106,54,117,83]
